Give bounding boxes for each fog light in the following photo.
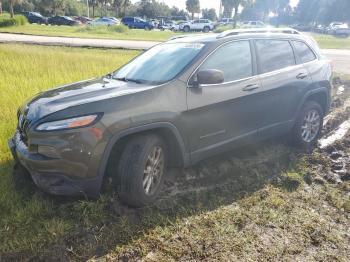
[38,145,60,158]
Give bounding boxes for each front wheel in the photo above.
[291,101,324,150]
[117,134,167,207]
[203,26,210,33]
[183,26,190,32]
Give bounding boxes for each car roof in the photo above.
[168,29,316,48]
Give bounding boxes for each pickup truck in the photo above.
[329,23,350,37]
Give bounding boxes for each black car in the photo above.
[22,11,47,24]
[48,16,78,26]
[9,28,332,207]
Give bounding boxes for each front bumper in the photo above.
[8,132,101,197]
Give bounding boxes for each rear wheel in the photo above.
[291,101,324,150]
[117,134,166,207]
[183,26,190,32]
[145,25,151,31]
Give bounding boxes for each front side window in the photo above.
[114,43,204,84]
[199,41,253,83]
[293,41,317,64]
[256,40,296,74]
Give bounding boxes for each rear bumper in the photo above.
[8,133,100,198]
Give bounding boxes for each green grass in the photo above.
[0,44,349,261]
[0,23,180,41]
[0,44,139,257]
[311,33,350,49]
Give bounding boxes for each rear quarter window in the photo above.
[256,39,296,74]
[293,41,317,64]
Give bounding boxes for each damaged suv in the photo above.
[9,29,332,207]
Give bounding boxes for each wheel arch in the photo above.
[296,87,331,119]
[96,122,190,190]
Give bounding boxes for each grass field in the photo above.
[311,33,350,49]
[0,23,179,41]
[0,44,349,261]
[0,44,139,257]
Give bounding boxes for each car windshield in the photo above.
[113,43,204,84]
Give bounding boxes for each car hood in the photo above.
[20,77,154,122]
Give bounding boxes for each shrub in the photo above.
[214,25,233,33]
[14,15,28,26]
[0,15,27,27]
[0,18,16,27]
[108,24,129,33]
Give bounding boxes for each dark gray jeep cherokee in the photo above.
[9,29,332,207]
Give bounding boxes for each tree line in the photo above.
[1,0,349,26]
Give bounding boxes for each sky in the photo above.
[132,0,300,13]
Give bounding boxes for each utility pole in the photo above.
[86,0,90,18]
[219,0,222,19]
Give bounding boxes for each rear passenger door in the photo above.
[186,40,263,162]
[255,39,312,138]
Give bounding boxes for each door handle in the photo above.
[296,73,308,79]
[243,84,260,91]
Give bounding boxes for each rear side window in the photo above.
[293,41,317,63]
[199,41,253,82]
[256,40,296,74]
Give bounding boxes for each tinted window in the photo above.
[200,41,253,82]
[293,41,317,63]
[256,40,295,73]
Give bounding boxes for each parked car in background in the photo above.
[313,24,327,34]
[73,16,92,24]
[159,20,179,31]
[291,24,312,32]
[327,22,350,37]
[108,17,120,24]
[89,17,118,26]
[241,21,265,28]
[121,17,154,30]
[171,15,189,21]
[48,16,79,26]
[21,11,47,24]
[218,18,234,26]
[179,19,214,32]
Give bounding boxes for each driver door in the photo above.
[185,40,263,162]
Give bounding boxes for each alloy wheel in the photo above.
[143,146,164,195]
[301,109,321,143]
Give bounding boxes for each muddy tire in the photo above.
[292,101,324,150]
[117,134,166,207]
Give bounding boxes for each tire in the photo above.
[145,26,151,31]
[203,26,210,33]
[183,26,190,32]
[117,134,167,207]
[291,101,324,150]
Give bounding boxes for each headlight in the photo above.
[36,114,99,131]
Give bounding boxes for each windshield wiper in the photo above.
[115,77,145,84]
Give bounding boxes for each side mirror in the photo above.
[196,69,224,86]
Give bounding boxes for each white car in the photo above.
[218,18,234,26]
[179,19,214,32]
[327,22,350,36]
[241,21,265,28]
[89,17,118,26]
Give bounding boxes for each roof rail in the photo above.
[217,28,300,39]
[168,33,209,41]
